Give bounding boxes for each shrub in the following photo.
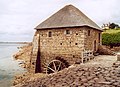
[102,32,120,48]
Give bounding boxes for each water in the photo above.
[0,43,27,87]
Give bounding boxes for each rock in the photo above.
[13,62,120,87]
[98,81,112,85]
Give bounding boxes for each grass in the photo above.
[103,28,120,34]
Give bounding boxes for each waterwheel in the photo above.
[46,60,66,74]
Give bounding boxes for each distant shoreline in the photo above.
[0,42,31,44]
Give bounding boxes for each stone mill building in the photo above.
[29,5,102,73]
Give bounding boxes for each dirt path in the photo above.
[84,55,117,67]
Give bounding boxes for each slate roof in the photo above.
[35,5,101,31]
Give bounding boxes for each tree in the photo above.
[109,23,116,29]
[109,23,120,29]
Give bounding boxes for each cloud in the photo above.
[0,0,120,41]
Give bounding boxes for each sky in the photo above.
[0,0,120,42]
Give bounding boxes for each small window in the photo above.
[60,43,62,45]
[76,33,78,35]
[75,43,78,45]
[48,31,52,37]
[66,30,70,34]
[88,30,90,36]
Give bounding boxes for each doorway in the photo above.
[94,40,96,52]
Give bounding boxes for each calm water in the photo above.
[0,43,27,87]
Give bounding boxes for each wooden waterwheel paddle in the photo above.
[46,60,66,74]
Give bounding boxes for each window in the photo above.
[48,31,52,37]
[66,30,70,34]
[88,30,90,36]
[60,43,62,45]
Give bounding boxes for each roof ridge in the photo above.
[35,4,101,31]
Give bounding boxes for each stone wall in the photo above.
[84,27,101,52]
[39,27,85,72]
[30,27,102,73]
[29,31,39,73]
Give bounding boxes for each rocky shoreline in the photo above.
[13,43,32,70]
[14,61,120,87]
[12,43,32,86]
[12,44,120,87]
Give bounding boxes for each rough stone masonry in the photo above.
[29,5,102,73]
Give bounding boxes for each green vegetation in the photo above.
[102,28,120,48]
[103,28,120,34]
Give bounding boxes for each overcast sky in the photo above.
[0,0,120,42]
